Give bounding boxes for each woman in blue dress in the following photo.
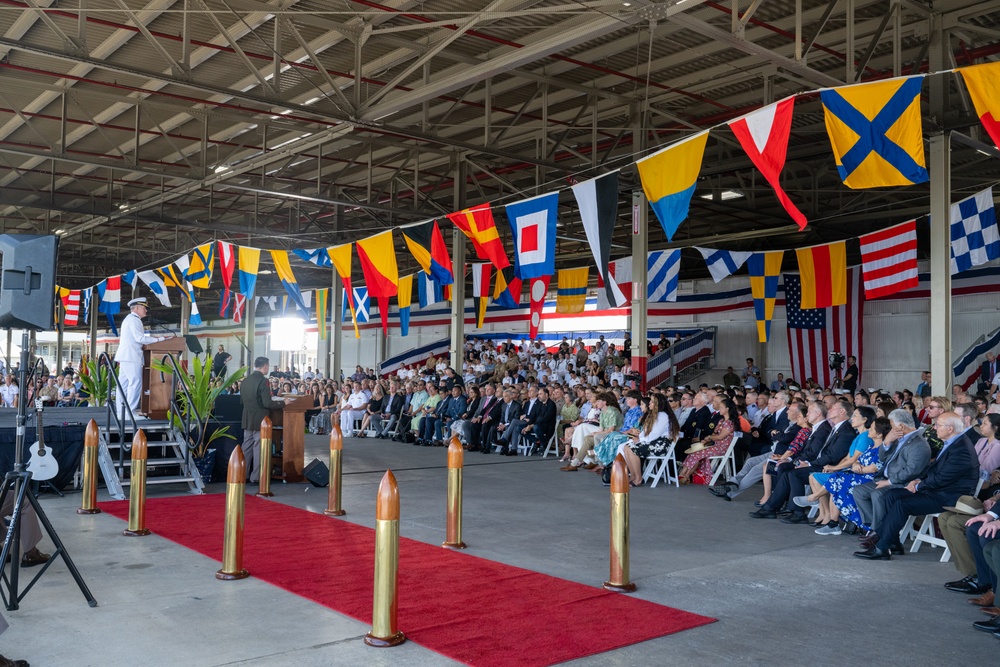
[804,415,891,535]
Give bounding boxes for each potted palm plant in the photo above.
[76,358,113,407]
[151,354,247,482]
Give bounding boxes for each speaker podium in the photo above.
[142,337,188,420]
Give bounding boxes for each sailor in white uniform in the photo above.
[113,297,166,419]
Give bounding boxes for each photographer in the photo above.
[842,355,859,393]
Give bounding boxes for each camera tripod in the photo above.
[0,332,96,610]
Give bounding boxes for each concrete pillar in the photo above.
[630,106,648,389]
[244,296,256,364]
[449,157,467,369]
[928,14,951,395]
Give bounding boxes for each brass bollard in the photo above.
[123,429,151,536]
[442,437,466,549]
[256,416,274,498]
[216,446,249,581]
[77,419,101,515]
[603,454,636,592]
[324,425,346,516]
[364,470,405,648]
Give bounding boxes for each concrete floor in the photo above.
[2,433,998,666]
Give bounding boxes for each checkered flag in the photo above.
[950,187,999,275]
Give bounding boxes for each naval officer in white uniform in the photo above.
[114,297,166,419]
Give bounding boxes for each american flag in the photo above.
[785,267,864,388]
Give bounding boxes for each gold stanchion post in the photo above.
[364,470,405,648]
[123,429,151,536]
[324,425,346,516]
[77,419,101,515]
[216,446,249,580]
[443,437,466,549]
[603,454,636,592]
[256,416,274,498]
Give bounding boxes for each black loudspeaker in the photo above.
[303,458,329,487]
[184,334,204,355]
[0,234,58,331]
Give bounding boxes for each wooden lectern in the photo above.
[141,337,187,420]
[267,394,314,483]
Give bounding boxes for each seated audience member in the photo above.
[609,395,681,485]
[677,398,741,485]
[338,382,369,437]
[449,384,481,445]
[418,385,453,446]
[852,409,932,547]
[434,384,468,445]
[357,384,386,438]
[958,499,1000,619]
[411,383,440,440]
[562,392,620,470]
[467,383,501,452]
[855,411,980,560]
[488,388,522,455]
[797,411,886,535]
[940,494,997,599]
[557,391,582,460]
[749,401,832,518]
[767,399,856,524]
[710,399,806,502]
[581,392,644,471]
[376,382,408,438]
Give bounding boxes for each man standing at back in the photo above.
[241,356,284,485]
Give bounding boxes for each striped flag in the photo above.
[356,231,399,334]
[647,249,680,302]
[556,267,588,314]
[61,288,81,326]
[315,288,329,340]
[329,242,359,338]
[786,267,864,388]
[238,246,261,300]
[748,251,783,343]
[418,271,445,309]
[796,241,847,309]
[859,221,918,299]
[397,275,413,336]
[571,171,627,307]
[695,247,752,283]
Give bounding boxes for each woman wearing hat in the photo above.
[678,398,741,485]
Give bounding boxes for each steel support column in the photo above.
[929,15,951,395]
[630,108,648,389]
[450,158,467,369]
[244,294,256,364]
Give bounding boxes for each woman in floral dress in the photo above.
[815,417,891,534]
[678,398,740,484]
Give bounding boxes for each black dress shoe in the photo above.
[504,448,517,456]
[708,486,728,497]
[973,615,1000,632]
[498,447,510,456]
[946,575,991,594]
[748,508,777,519]
[889,544,905,556]
[481,447,491,454]
[854,547,891,560]
[780,513,810,525]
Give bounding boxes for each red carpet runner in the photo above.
[100,495,714,666]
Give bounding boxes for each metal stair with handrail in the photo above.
[94,352,206,499]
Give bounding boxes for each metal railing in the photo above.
[155,353,205,468]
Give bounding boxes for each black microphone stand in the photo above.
[0,332,96,610]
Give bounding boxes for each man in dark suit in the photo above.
[856,411,980,560]
[240,356,285,484]
[980,353,998,395]
[489,388,522,455]
[468,383,501,452]
[512,386,558,455]
[433,385,467,445]
[499,386,540,456]
[773,399,856,524]
[375,382,406,438]
[749,400,835,519]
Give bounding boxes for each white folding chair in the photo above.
[542,419,561,458]
[708,432,741,486]
[903,477,984,561]
[642,438,680,488]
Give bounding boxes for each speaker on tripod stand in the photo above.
[0,234,96,610]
